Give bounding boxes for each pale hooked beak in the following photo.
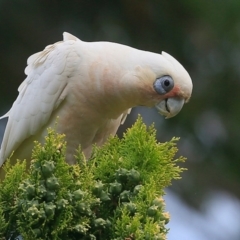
[155,97,185,119]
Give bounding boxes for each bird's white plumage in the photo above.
[0,32,192,169]
[0,33,76,165]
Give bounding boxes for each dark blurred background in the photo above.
[1,0,240,239]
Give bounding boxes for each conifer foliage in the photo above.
[0,117,186,239]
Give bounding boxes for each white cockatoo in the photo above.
[0,32,192,170]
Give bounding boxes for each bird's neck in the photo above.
[84,72,156,120]
[74,48,165,120]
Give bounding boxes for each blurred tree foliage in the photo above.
[0,0,240,213]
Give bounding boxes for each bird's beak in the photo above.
[155,97,185,119]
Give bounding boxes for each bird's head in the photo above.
[153,51,192,118]
[135,51,192,118]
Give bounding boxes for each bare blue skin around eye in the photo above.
[153,76,174,95]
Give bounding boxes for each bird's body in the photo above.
[0,32,192,171]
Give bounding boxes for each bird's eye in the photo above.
[153,75,174,95]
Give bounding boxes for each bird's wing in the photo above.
[0,32,80,165]
[120,108,132,125]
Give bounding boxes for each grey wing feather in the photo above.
[120,108,132,125]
